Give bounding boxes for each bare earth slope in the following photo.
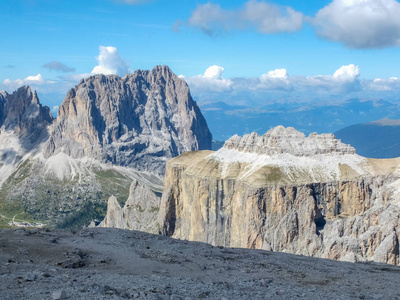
[1,227,400,299]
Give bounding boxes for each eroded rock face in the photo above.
[0,87,53,187]
[0,86,53,146]
[224,126,355,156]
[159,127,400,265]
[44,65,212,176]
[99,179,161,233]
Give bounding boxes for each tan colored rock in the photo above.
[159,127,400,265]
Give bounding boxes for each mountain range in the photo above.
[0,66,211,229]
[2,66,400,267]
[335,118,400,158]
[201,99,400,141]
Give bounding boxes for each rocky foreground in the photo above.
[1,227,400,299]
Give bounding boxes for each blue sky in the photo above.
[1,0,400,110]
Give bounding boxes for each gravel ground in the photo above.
[1,227,400,299]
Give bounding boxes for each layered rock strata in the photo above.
[159,126,400,265]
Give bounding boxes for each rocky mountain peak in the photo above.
[44,66,212,176]
[223,125,355,156]
[0,86,53,144]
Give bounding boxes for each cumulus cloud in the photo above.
[314,0,400,49]
[298,64,361,93]
[43,61,75,73]
[179,1,303,35]
[332,64,360,81]
[258,68,290,90]
[180,65,233,93]
[91,46,131,76]
[369,77,400,91]
[179,64,368,105]
[3,74,54,88]
[203,65,225,79]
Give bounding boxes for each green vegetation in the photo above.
[0,158,136,229]
[56,201,107,229]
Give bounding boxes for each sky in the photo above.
[1,0,400,112]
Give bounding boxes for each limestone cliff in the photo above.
[159,126,400,265]
[44,65,212,177]
[99,179,161,233]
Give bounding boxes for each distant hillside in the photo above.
[335,118,400,158]
[200,99,400,141]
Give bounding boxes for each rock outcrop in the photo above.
[159,126,400,265]
[0,87,53,186]
[0,86,53,147]
[44,65,212,176]
[99,179,161,233]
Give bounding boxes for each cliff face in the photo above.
[159,127,400,265]
[0,86,53,146]
[0,86,53,186]
[44,65,212,176]
[99,179,161,233]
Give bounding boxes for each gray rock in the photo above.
[52,290,68,300]
[43,65,212,177]
[99,179,161,233]
[25,272,36,281]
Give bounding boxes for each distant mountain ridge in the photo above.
[335,118,400,158]
[200,99,400,141]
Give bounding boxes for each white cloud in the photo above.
[91,46,131,76]
[51,105,59,116]
[180,64,367,105]
[241,0,303,33]
[298,64,361,93]
[369,77,400,91]
[203,65,225,79]
[332,64,360,81]
[262,68,288,80]
[181,65,233,93]
[258,68,290,90]
[181,1,303,35]
[314,0,400,49]
[3,74,54,89]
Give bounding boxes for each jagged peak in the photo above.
[223,126,355,156]
[76,65,179,88]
